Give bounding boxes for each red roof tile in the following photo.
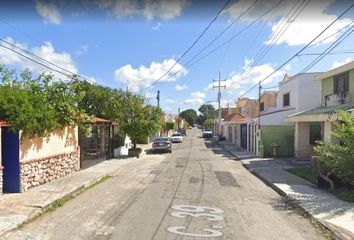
[223,113,245,122]
[0,120,10,127]
[95,117,113,123]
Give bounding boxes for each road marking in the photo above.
[166,227,223,237]
[167,205,224,238]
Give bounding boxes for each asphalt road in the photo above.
[7,128,325,240]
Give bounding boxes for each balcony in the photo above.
[324,92,350,107]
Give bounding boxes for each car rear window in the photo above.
[154,137,169,142]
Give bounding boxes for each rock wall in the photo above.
[20,150,80,192]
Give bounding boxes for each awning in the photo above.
[285,103,354,122]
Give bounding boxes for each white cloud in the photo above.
[97,0,188,20]
[152,22,162,31]
[264,0,352,46]
[208,59,284,94]
[144,92,156,99]
[331,58,352,69]
[185,91,206,105]
[114,58,187,91]
[176,84,188,91]
[0,37,78,79]
[224,0,352,46]
[166,98,176,103]
[143,0,188,20]
[35,0,61,24]
[223,0,294,21]
[75,44,89,55]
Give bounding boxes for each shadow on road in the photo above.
[203,140,237,161]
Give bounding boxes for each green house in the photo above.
[287,61,354,158]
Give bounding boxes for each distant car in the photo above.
[171,132,183,143]
[203,129,213,138]
[188,126,192,129]
[177,128,186,136]
[152,137,172,153]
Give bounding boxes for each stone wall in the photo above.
[20,150,80,192]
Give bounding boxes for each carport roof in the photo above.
[286,103,354,122]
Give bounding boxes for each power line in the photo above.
[299,25,354,73]
[139,0,233,92]
[152,0,284,90]
[0,39,95,83]
[0,43,73,79]
[239,0,310,81]
[237,2,354,100]
[145,0,283,92]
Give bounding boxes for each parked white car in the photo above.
[171,132,183,143]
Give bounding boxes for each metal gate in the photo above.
[240,124,247,149]
[1,127,20,193]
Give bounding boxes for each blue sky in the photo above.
[0,0,354,114]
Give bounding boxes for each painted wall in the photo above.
[298,73,322,110]
[20,126,78,162]
[261,125,294,157]
[260,92,277,113]
[261,73,321,125]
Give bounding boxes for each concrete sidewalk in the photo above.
[0,145,151,238]
[219,142,354,240]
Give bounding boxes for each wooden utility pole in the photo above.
[212,72,226,136]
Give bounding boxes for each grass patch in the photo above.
[287,168,354,203]
[287,167,316,185]
[334,189,354,203]
[87,175,112,189]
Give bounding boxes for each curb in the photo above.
[0,173,113,238]
[240,163,344,240]
[216,141,346,240]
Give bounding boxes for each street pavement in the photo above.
[2,129,326,239]
[220,141,354,240]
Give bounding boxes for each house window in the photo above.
[283,93,290,107]
[260,102,264,112]
[309,123,322,145]
[333,71,349,94]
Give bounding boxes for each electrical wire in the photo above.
[151,0,285,91]
[237,2,354,100]
[239,0,310,83]
[138,0,233,92]
[0,39,94,83]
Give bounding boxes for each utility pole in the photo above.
[157,90,160,108]
[257,81,262,156]
[212,71,226,136]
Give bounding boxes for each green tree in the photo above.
[203,118,215,129]
[0,67,87,138]
[180,109,197,126]
[314,110,354,191]
[115,91,163,149]
[198,104,217,125]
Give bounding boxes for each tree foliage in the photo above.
[0,65,164,145]
[179,109,197,126]
[314,110,354,190]
[114,91,163,149]
[0,67,89,138]
[203,119,215,129]
[198,104,217,125]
